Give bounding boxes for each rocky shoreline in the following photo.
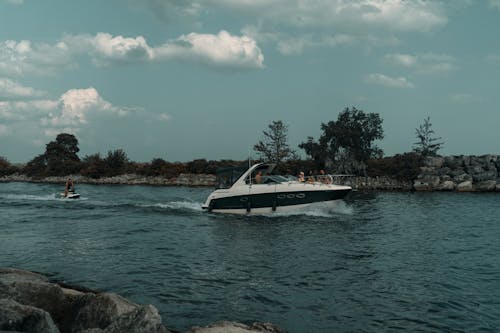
[1,155,500,192]
[0,268,286,333]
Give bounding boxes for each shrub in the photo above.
[366,153,423,181]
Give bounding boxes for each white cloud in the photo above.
[0,78,46,99]
[3,0,23,4]
[384,53,417,67]
[157,113,172,122]
[486,54,500,63]
[365,73,414,88]
[450,93,476,104]
[385,53,457,74]
[93,33,152,61]
[0,39,75,76]
[154,30,264,69]
[40,87,127,128]
[1,31,263,75]
[490,0,500,9]
[145,0,447,32]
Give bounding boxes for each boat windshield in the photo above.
[215,165,248,189]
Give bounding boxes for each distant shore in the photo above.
[0,173,217,187]
[3,155,500,193]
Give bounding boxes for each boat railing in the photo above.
[296,173,356,185]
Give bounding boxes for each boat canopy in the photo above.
[215,164,248,189]
[215,163,277,189]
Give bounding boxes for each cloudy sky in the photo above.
[1,0,500,163]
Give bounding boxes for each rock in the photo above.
[71,293,138,332]
[95,305,171,333]
[424,156,445,168]
[474,180,497,192]
[453,173,472,183]
[472,170,497,182]
[0,298,60,333]
[0,268,66,317]
[444,156,463,169]
[413,175,440,191]
[185,321,287,333]
[457,181,473,192]
[0,268,174,333]
[436,180,456,191]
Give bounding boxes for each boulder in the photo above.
[88,305,170,333]
[413,175,440,191]
[70,293,138,332]
[444,156,463,169]
[0,268,174,333]
[185,321,287,333]
[424,156,445,168]
[436,180,456,191]
[0,298,60,333]
[453,173,472,183]
[457,181,473,192]
[474,180,497,192]
[472,170,497,182]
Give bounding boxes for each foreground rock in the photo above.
[0,268,286,333]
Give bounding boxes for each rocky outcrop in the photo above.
[413,155,500,192]
[2,155,500,192]
[186,321,287,333]
[0,173,216,187]
[0,268,287,333]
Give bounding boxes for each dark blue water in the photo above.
[1,182,499,332]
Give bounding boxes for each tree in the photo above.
[45,133,81,176]
[299,107,384,174]
[24,154,47,177]
[103,149,129,176]
[254,120,296,166]
[413,116,443,157]
[298,136,326,170]
[0,156,18,176]
[80,153,106,178]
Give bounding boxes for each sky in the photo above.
[1,0,500,163]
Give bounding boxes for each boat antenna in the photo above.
[248,147,252,185]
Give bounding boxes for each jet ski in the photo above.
[61,190,80,199]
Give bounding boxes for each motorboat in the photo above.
[202,163,351,214]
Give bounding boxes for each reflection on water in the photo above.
[1,183,499,332]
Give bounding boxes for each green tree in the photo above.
[300,107,384,174]
[23,154,47,177]
[0,156,18,176]
[298,136,326,170]
[254,120,296,166]
[413,116,443,157]
[45,133,81,176]
[80,153,106,178]
[103,149,129,176]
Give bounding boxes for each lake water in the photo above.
[1,182,499,332]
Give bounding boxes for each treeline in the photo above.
[0,107,442,182]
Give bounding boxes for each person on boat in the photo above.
[64,178,74,197]
[319,169,331,184]
[298,171,305,182]
[307,170,315,183]
[255,171,263,184]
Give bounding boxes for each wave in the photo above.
[271,201,353,218]
[1,193,86,202]
[2,193,62,201]
[137,201,203,212]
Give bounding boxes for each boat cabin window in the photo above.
[215,166,247,189]
[245,164,278,184]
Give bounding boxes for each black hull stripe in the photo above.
[210,189,350,210]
